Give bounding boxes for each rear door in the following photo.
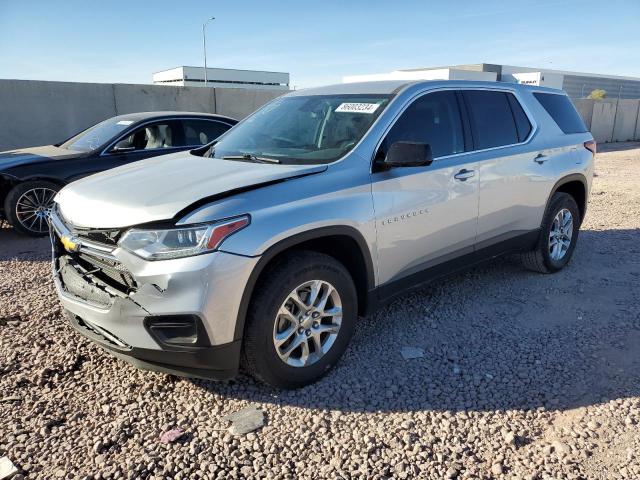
[371,90,480,288]
[463,89,552,247]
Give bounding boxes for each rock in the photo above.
[400,347,424,360]
[223,405,265,435]
[491,463,503,475]
[0,396,21,403]
[0,457,18,479]
[503,431,516,446]
[159,428,185,444]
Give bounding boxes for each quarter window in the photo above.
[507,94,532,142]
[533,92,587,134]
[379,91,465,159]
[463,91,519,149]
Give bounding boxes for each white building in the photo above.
[153,66,290,91]
[343,67,497,84]
[343,63,640,99]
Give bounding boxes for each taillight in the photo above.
[584,140,597,156]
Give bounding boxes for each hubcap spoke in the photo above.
[549,208,573,261]
[15,187,57,233]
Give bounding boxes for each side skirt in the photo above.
[367,229,540,312]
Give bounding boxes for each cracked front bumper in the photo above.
[50,223,259,380]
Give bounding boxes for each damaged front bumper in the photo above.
[49,209,259,380]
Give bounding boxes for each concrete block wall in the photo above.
[573,97,640,143]
[0,79,285,151]
[1,79,639,150]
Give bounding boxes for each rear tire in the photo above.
[521,192,580,273]
[4,180,60,237]
[242,251,357,389]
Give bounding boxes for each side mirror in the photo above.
[111,140,136,153]
[385,141,433,167]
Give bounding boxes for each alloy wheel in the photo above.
[272,280,343,368]
[549,208,573,261]
[15,187,57,235]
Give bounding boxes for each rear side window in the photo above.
[380,90,465,158]
[182,120,231,146]
[533,93,587,134]
[463,91,519,149]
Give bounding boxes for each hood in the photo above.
[0,145,84,171]
[56,151,327,228]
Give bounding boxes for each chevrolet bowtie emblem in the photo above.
[60,235,80,253]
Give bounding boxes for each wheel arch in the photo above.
[546,173,588,224]
[233,226,376,341]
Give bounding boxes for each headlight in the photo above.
[118,215,250,260]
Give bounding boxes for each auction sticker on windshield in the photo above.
[335,103,380,114]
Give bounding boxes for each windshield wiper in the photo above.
[221,154,281,164]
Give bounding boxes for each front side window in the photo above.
[211,94,392,164]
[183,120,231,146]
[378,90,465,159]
[112,122,177,151]
[61,117,136,152]
[463,91,519,149]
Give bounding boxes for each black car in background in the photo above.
[0,111,237,236]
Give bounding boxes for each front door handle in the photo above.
[534,153,548,164]
[454,169,475,181]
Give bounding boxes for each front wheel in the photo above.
[4,181,60,237]
[521,192,581,273]
[242,251,357,389]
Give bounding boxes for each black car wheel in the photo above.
[4,181,60,237]
[521,192,581,273]
[242,251,357,389]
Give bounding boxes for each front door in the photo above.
[371,90,479,291]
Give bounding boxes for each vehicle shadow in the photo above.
[192,228,640,413]
[0,222,50,262]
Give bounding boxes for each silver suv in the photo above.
[50,80,595,388]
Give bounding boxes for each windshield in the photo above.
[211,94,392,164]
[60,117,136,152]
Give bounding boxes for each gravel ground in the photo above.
[1,143,639,480]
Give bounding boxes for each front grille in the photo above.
[59,255,115,307]
[51,205,136,296]
[76,228,121,246]
[76,252,136,292]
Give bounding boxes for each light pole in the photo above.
[202,17,215,86]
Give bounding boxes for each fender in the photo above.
[232,225,376,341]
[544,172,588,223]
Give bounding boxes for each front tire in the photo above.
[242,251,357,389]
[4,180,60,237]
[521,192,581,273]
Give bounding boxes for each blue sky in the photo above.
[1,0,639,88]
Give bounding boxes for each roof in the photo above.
[111,111,237,123]
[287,80,565,97]
[153,66,290,76]
[288,81,413,96]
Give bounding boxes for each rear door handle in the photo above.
[454,169,475,181]
[534,153,548,164]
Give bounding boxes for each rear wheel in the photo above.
[242,251,357,389]
[4,181,59,237]
[521,192,580,273]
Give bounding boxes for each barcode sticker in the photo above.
[335,103,380,114]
